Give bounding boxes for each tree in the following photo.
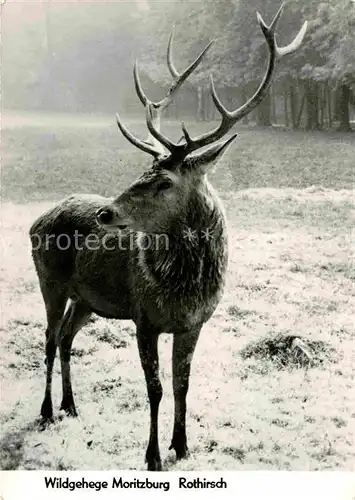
[327,0,355,130]
[290,0,355,130]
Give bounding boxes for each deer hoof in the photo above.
[147,458,162,471]
[145,449,162,471]
[40,398,53,421]
[169,439,189,460]
[60,400,78,417]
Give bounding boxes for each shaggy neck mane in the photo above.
[137,190,227,302]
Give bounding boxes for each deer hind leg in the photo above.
[40,289,67,421]
[169,327,200,460]
[136,325,162,471]
[57,300,91,417]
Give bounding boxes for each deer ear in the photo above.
[185,133,237,173]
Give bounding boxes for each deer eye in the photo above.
[156,180,173,191]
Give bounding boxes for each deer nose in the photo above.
[96,207,115,225]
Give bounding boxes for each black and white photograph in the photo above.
[0,0,354,483]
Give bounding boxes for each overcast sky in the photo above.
[2,0,149,29]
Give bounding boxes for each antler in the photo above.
[116,32,213,158]
[144,3,307,158]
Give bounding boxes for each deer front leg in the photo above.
[137,326,162,471]
[40,290,67,422]
[41,325,59,421]
[57,301,91,417]
[169,327,200,460]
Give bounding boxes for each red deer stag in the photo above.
[30,4,307,471]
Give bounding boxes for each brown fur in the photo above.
[30,150,230,470]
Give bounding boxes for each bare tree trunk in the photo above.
[256,91,271,126]
[202,88,209,121]
[208,89,217,120]
[337,83,352,132]
[204,91,210,121]
[305,79,320,131]
[326,83,333,129]
[241,87,249,124]
[284,85,289,127]
[271,83,276,124]
[319,83,325,130]
[295,87,306,129]
[290,82,298,129]
[206,89,215,120]
[196,86,203,121]
[225,87,234,111]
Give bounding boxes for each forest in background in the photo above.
[2,0,355,131]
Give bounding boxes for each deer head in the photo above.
[97,3,307,234]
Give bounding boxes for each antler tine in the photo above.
[133,61,148,106]
[257,3,308,57]
[268,2,285,33]
[133,33,213,113]
[142,37,213,153]
[119,4,307,161]
[127,32,213,156]
[146,104,178,153]
[210,74,232,118]
[158,36,214,110]
[179,4,307,155]
[115,113,162,159]
[181,121,192,144]
[229,8,306,122]
[167,30,179,79]
[276,20,308,56]
[225,7,307,122]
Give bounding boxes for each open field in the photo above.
[0,112,354,470]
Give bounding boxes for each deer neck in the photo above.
[136,183,228,300]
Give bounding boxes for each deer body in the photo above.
[31,174,228,471]
[31,184,228,330]
[30,5,306,471]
